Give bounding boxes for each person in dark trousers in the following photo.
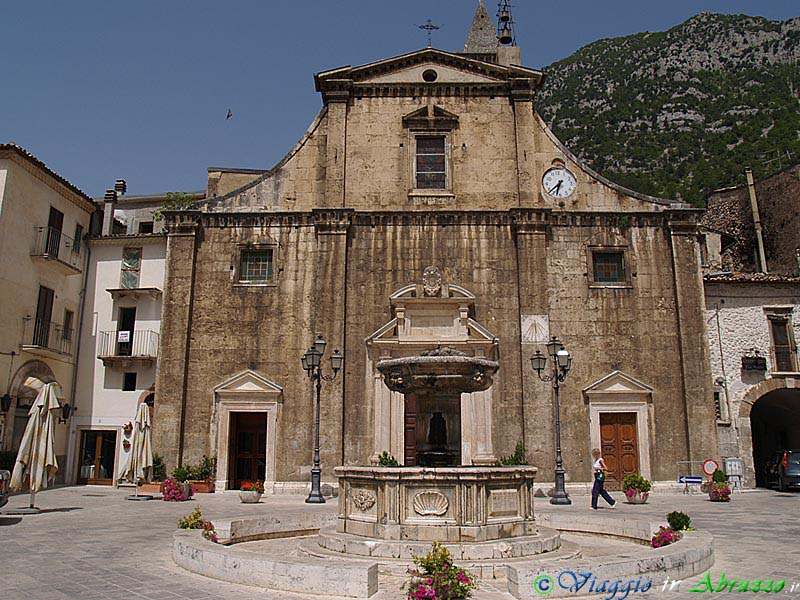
[591,447,617,509]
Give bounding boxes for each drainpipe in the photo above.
[745,168,768,273]
[66,240,92,484]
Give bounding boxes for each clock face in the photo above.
[542,167,577,199]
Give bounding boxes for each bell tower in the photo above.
[460,1,521,66]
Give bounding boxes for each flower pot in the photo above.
[138,481,164,494]
[625,490,649,504]
[182,483,193,499]
[239,490,263,503]
[189,480,215,494]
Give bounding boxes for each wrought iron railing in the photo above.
[97,330,160,359]
[22,318,74,355]
[30,226,84,271]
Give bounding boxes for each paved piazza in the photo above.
[3,487,799,600]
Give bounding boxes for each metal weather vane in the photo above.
[418,19,441,48]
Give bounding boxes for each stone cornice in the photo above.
[89,233,167,247]
[178,209,688,231]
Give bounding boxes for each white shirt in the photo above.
[593,458,603,472]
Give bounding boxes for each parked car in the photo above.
[0,469,10,509]
[764,450,800,491]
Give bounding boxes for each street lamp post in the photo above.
[531,336,573,506]
[301,334,343,504]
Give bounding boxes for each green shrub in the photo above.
[622,473,652,493]
[667,511,692,531]
[188,455,216,480]
[378,451,399,467]
[712,468,728,483]
[172,465,191,483]
[152,453,167,482]
[500,441,528,466]
[403,542,477,599]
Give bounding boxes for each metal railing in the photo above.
[97,330,159,358]
[30,226,84,271]
[22,318,74,355]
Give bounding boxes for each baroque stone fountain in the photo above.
[330,346,543,558]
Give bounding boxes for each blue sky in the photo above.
[2,1,797,197]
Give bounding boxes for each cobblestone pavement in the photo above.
[3,486,799,600]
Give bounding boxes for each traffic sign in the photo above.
[702,459,720,477]
[679,475,703,485]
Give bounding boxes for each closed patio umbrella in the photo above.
[123,402,154,501]
[9,382,61,513]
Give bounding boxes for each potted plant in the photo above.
[622,473,652,504]
[709,469,731,502]
[162,477,193,501]
[139,453,167,493]
[170,466,194,499]
[239,481,265,503]
[178,505,218,543]
[378,451,399,466]
[402,542,477,600]
[187,455,216,493]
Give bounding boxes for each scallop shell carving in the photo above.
[413,490,449,516]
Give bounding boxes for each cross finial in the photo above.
[418,19,441,48]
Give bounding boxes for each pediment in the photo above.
[403,105,459,130]
[315,48,542,91]
[583,370,654,396]
[213,370,283,395]
[364,62,501,85]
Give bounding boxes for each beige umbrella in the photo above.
[123,402,154,500]
[9,382,60,513]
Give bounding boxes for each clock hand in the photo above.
[548,180,563,194]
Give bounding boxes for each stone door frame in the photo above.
[212,370,282,491]
[584,370,654,481]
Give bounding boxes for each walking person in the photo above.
[591,448,616,510]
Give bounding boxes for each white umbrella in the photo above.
[9,382,60,513]
[122,402,154,500]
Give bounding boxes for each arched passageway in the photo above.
[750,388,800,487]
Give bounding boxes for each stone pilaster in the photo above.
[323,88,350,207]
[511,81,539,206]
[152,211,200,472]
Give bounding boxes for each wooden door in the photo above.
[404,394,418,466]
[229,412,267,489]
[34,285,55,347]
[117,307,136,356]
[46,206,64,256]
[599,412,639,490]
[77,430,117,485]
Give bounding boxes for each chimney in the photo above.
[102,188,117,235]
[745,168,768,273]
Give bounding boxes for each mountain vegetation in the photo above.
[536,12,800,205]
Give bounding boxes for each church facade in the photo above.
[153,4,717,491]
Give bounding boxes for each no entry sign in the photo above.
[702,459,720,476]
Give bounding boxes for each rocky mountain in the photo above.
[536,12,800,205]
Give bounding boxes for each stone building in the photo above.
[153,3,718,492]
[702,165,800,487]
[0,143,96,480]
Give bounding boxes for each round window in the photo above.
[422,69,438,82]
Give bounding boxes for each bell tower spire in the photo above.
[463,0,498,56]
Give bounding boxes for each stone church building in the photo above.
[153,2,717,492]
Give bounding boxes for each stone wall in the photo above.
[153,209,717,484]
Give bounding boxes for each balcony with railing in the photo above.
[21,318,74,358]
[30,226,84,274]
[97,329,160,368]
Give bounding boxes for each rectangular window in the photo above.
[63,309,74,342]
[770,318,797,372]
[240,248,274,283]
[138,221,154,234]
[415,135,446,190]
[120,247,142,289]
[592,251,626,283]
[123,372,137,391]
[73,224,83,254]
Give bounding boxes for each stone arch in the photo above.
[736,377,800,487]
[4,360,57,451]
[738,377,789,418]
[138,385,155,406]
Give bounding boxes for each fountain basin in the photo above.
[376,354,499,394]
[335,466,537,543]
